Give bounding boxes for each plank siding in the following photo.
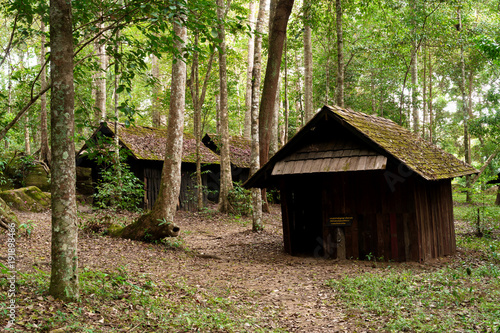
[278,170,456,262]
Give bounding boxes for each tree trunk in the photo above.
[40,19,50,165]
[428,50,433,143]
[244,1,256,140]
[189,33,215,211]
[151,54,165,127]
[304,0,313,118]
[335,0,344,107]
[250,0,267,232]
[458,9,472,203]
[411,43,419,133]
[113,32,122,192]
[258,0,294,214]
[94,18,107,125]
[495,188,500,206]
[120,5,187,241]
[422,42,427,139]
[49,0,79,302]
[24,114,31,155]
[217,0,234,213]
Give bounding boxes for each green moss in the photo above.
[0,197,20,227]
[0,186,51,212]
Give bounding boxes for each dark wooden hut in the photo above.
[77,122,220,211]
[244,105,477,262]
[202,133,251,201]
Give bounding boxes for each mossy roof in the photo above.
[203,133,251,169]
[245,105,477,188]
[98,123,220,164]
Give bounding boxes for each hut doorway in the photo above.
[286,181,324,256]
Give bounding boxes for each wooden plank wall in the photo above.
[279,172,456,262]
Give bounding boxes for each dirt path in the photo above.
[9,204,446,332]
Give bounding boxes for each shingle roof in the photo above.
[81,123,220,165]
[244,105,477,188]
[202,133,251,169]
[329,105,476,180]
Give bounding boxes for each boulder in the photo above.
[24,164,51,192]
[0,186,51,212]
[0,197,19,229]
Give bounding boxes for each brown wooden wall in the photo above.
[279,171,455,262]
[142,164,208,212]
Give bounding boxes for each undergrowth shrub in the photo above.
[228,182,252,216]
[94,163,144,211]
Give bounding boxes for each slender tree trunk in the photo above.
[250,0,267,231]
[422,42,427,139]
[216,94,221,134]
[94,19,107,125]
[458,9,472,203]
[217,0,234,213]
[244,1,256,140]
[189,34,215,211]
[151,54,164,127]
[304,0,313,118]
[335,0,344,107]
[113,32,122,196]
[5,60,12,150]
[49,0,78,301]
[24,114,31,155]
[119,5,187,241]
[411,45,419,133]
[429,50,433,143]
[190,33,203,210]
[40,20,50,165]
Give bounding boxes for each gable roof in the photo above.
[245,105,477,188]
[78,122,220,165]
[202,133,251,169]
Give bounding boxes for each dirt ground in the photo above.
[6,204,461,332]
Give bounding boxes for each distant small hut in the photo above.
[77,122,220,211]
[202,133,251,199]
[244,105,477,262]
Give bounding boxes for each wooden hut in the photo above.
[202,133,251,201]
[244,105,477,262]
[202,133,251,184]
[77,122,220,211]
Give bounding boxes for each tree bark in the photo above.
[119,4,187,241]
[94,18,107,125]
[304,0,314,117]
[244,1,256,140]
[24,114,31,155]
[458,9,472,203]
[428,50,433,143]
[422,42,427,139]
[40,19,50,165]
[189,33,215,211]
[283,36,289,144]
[49,0,79,302]
[151,54,165,127]
[335,0,344,107]
[258,0,294,167]
[217,0,234,213]
[250,0,267,232]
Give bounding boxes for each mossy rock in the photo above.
[0,197,20,227]
[0,186,51,212]
[24,164,51,192]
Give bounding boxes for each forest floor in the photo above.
[1,195,500,332]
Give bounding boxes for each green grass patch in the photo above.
[1,266,285,332]
[326,264,500,332]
